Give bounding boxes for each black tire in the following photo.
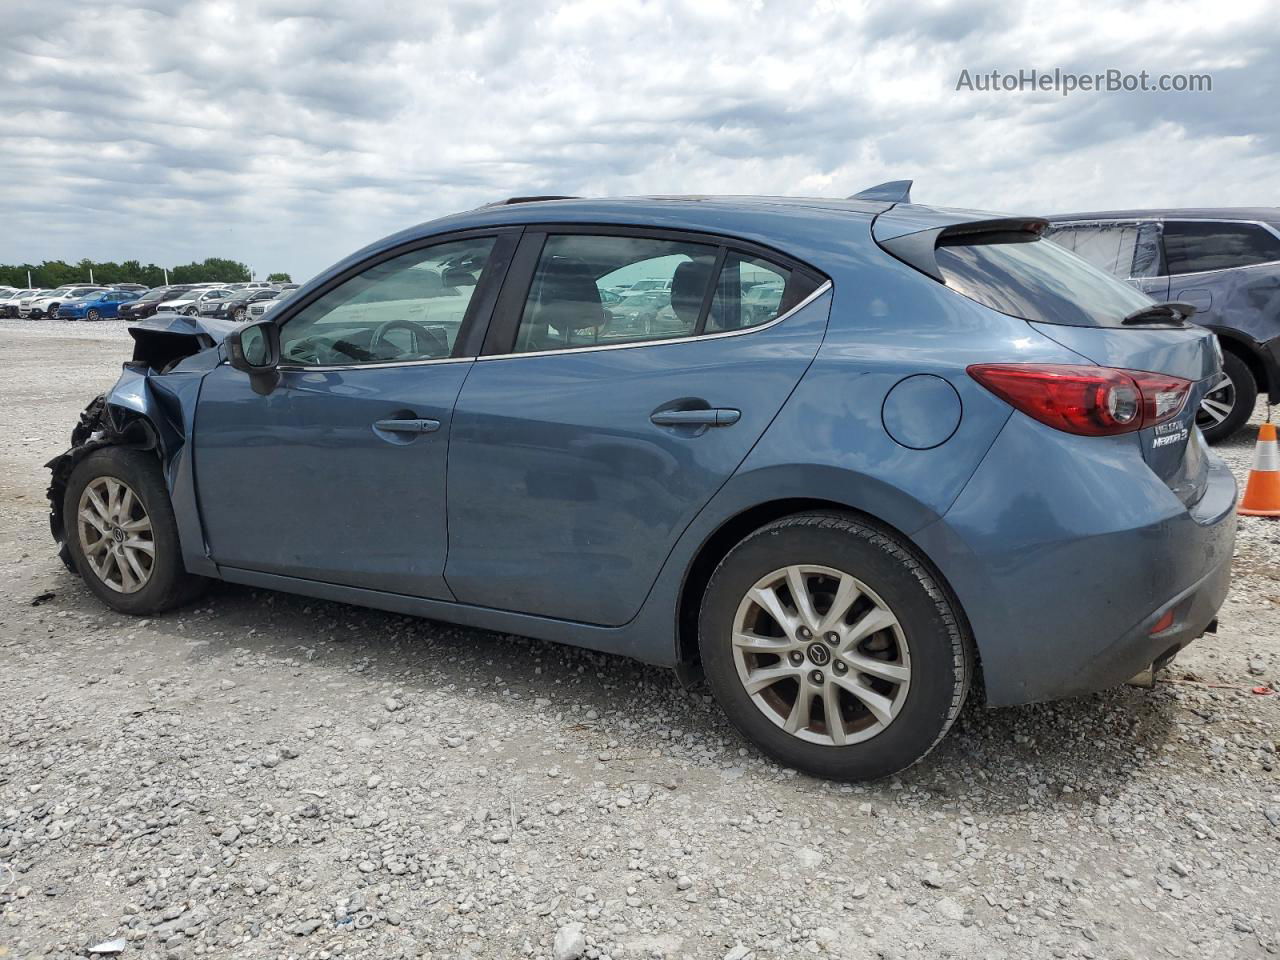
[86,308,101,321]
[699,512,973,781]
[63,447,207,615]
[233,307,246,322]
[1198,348,1256,443]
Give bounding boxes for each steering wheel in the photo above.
[369,318,441,360]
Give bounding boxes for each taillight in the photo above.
[967,363,1191,437]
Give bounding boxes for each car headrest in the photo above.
[671,259,713,323]
[442,267,477,287]
[530,259,606,331]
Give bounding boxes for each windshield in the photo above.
[935,235,1153,328]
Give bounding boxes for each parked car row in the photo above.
[0,280,299,321]
[0,284,109,318]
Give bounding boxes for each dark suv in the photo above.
[118,285,197,321]
[1044,209,1280,441]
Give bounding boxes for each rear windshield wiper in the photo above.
[1121,301,1197,326]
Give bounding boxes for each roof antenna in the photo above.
[849,180,913,203]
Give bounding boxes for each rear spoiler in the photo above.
[876,217,1049,282]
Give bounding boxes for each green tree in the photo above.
[266,272,292,282]
[0,256,250,288]
[169,257,252,284]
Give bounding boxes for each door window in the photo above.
[1068,225,1131,278]
[1162,221,1280,275]
[1044,224,1080,253]
[512,235,718,353]
[1131,222,1164,278]
[279,237,496,366]
[706,253,791,332]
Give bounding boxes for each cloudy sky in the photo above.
[3,0,1278,281]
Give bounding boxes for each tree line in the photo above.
[0,258,291,288]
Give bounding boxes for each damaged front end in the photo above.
[45,313,230,572]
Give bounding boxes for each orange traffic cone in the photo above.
[1239,421,1280,517]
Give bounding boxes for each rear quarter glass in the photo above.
[935,235,1154,327]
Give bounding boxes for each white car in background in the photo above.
[159,287,233,316]
[0,288,38,318]
[16,290,59,318]
[245,289,294,321]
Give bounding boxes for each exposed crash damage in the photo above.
[45,313,232,571]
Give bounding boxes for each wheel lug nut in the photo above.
[809,670,824,684]
[797,627,811,640]
[833,660,847,674]
[789,651,804,665]
[825,632,839,645]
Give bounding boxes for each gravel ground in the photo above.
[1,318,1277,960]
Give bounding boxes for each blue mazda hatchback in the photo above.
[47,185,1237,780]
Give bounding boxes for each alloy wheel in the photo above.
[1196,371,1236,430]
[76,476,155,594]
[731,564,911,746]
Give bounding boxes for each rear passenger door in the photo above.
[443,228,831,626]
[1163,219,1280,317]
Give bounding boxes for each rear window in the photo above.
[935,235,1153,328]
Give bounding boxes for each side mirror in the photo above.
[226,319,281,394]
[227,319,280,371]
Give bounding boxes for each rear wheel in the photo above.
[1197,348,1256,443]
[699,512,972,781]
[63,447,207,614]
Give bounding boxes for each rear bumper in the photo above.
[916,416,1237,707]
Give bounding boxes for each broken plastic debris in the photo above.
[1251,686,1275,696]
[88,939,126,955]
[30,592,55,607]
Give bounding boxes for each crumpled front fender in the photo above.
[46,358,215,576]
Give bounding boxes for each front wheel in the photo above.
[699,512,973,781]
[1197,349,1256,443]
[86,308,101,321]
[63,447,207,614]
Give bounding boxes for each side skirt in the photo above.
[215,566,677,667]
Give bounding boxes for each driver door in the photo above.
[191,229,517,598]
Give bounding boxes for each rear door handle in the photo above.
[650,408,741,427]
[373,418,441,434]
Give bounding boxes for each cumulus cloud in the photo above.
[2,0,1278,280]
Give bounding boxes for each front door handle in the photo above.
[650,408,741,427]
[373,418,441,434]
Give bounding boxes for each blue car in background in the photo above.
[46,185,1236,780]
[57,289,141,321]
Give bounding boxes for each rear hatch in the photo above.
[872,206,1220,507]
